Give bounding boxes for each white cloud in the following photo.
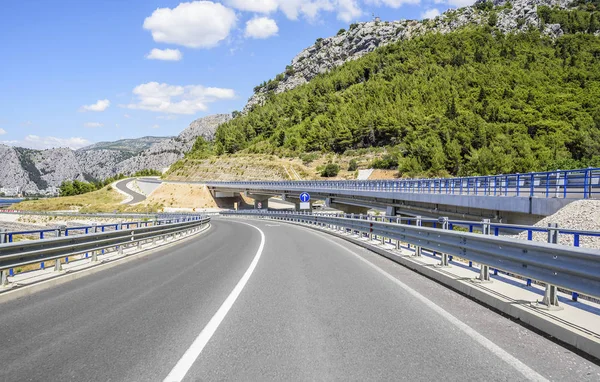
[245,17,279,39]
[152,124,160,129]
[446,0,476,6]
[421,8,440,19]
[225,1,373,23]
[143,1,237,48]
[337,0,362,21]
[2,135,91,150]
[0,128,6,135]
[80,99,110,112]
[226,0,279,13]
[364,0,420,8]
[280,0,334,20]
[84,122,103,128]
[121,82,235,115]
[146,48,183,61]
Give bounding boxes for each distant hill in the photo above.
[78,136,172,156]
[0,114,231,193]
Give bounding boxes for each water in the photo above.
[0,199,24,208]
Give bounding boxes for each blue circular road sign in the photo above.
[300,192,310,203]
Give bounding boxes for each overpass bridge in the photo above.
[207,168,600,224]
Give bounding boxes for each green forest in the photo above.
[209,6,600,177]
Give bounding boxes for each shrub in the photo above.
[370,155,398,169]
[321,163,340,177]
[348,159,358,171]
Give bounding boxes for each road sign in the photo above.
[300,192,310,203]
[300,202,311,210]
[257,202,263,209]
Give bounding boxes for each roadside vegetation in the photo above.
[12,186,164,213]
[59,169,162,197]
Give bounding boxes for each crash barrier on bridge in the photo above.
[0,216,210,286]
[208,167,600,199]
[222,211,600,308]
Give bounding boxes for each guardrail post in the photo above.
[92,250,98,262]
[478,219,492,282]
[1,269,8,286]
[439,218,450,267]
[0,228,5,244]
[395,218,402,250]
[538,223,562,310]
[54,258,62,272]
[412,216,423,256]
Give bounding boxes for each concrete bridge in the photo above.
[207,168,600,224]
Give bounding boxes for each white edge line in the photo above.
[163,221,265,382]
[306,228,549,382]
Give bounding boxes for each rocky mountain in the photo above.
[245,0,579,111]
[108,113,231,177]
[0,114,231,193]
[79,136,171,155]
[0,146,86,192]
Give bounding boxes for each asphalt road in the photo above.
[1,219,599,381]
[115,178,146,205]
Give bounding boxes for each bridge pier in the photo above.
[326,198,370,215]
[385,206,398,216]
[247,194,270,210]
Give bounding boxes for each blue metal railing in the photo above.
[0,216,205,244]
[0,215,205,275]
[207,167,600,199]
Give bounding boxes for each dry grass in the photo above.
[368,169,399,180]
[140,183,218,210]
[12,187,126,212]
[164,152,397,182]
[11,187,164,213]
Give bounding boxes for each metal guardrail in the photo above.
[0,217,199,243]
[306,212,600,248]
[0,210,161,219]
[207,167,600,199]
[0,216,210,285]
[222,211,600,307]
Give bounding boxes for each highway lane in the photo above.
[1,219,599,381]
[0,220,260,382]
[115,178,146,205]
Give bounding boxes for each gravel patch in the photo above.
[514,200,600,249]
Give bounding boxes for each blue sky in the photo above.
[0,0,469,150]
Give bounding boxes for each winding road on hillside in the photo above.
[1,218,599,381]
[115,178,147,205]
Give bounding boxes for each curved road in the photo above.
[1,219,599,381]
[115,178,147,205]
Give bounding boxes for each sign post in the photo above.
[299,192,311,210]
